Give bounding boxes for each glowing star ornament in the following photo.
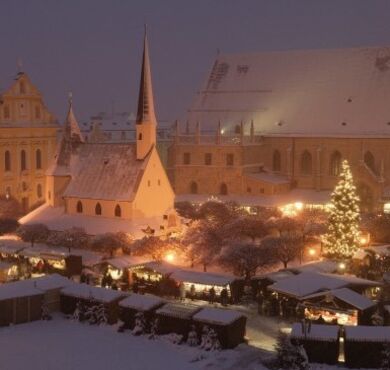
[323,160,361,259]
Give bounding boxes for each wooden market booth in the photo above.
[192,307,247,348]
[291,323,340,364]
[60,283,127,324]
[155,303,201,338]
[119,293,165,330]
[344,325,390,368]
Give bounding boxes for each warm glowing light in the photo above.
[339,262,346,270]
[308,248,316,256]
[164,253,175,263]
[294,202,304,211]
[360,237,367,245]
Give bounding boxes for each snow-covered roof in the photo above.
[98,256,148,270]
[156,303,201,319]
[170,269,236,286]
[303,288,375,311]
[345,326,390,342]
[253,270,295,283]
[119,293,165,311]
[188,46,390,137]
[193,307,245,325]
[289,260,339,275]
[0,274,73,300]
[353,244,390,260]
[269,272,379,299]
[291,323,339,342]
[175,189,331,208]
[130,261,181,275]
[62,143,149,201]
[19,204,169,237]
[0,243,26,255]
[61,283,127,303]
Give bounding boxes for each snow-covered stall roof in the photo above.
[345,326,390,342]
[291,323,339,342]
[269,272,379,299]
[61,283,127,303]
[156,303,201,319]
[187,46,390,137]
[253,270,295,283]
[170,269,237,286]
[302,288,375,311]
[193,307,245,326]
[119,294,165,311]
[175,189,331,208]
[63,143,149,201]
[97,256,148,270]
[288,260,339,275]
[0,274,73,300]
[0,243,26,255]
[19,204,169,237]
[130,261,181,275]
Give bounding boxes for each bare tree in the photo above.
[16,223,49,247]
[222,216,267,243]
[218,243,276,280]
[91,232,133,257]
[132,236,183,261]
[262,235,303,269]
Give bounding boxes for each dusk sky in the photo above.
[1,0,390,124]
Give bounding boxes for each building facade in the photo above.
[0,71,59,212]
[168,47,390,212]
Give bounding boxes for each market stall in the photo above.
[192,307,246,348]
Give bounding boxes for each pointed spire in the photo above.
[136,25,157,126]
[65,92,84,143]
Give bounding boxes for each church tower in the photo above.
[136,28,157,160]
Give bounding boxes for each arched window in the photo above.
[220,183,228,195]
[138,133,143,140]
[20,150,27,171]
[273,150,281,172]
[36,149,42,169]
[5,186,11,199]
[300,150,312,175]
[95,202,102,215]
[4,150,11,172]
[114,204,121,217]
[37,184,42,198]
[364,151,376,174]
[4,105,10,119]
[329,151,342,176]
[190,181,198,194]
[76,201,83,214]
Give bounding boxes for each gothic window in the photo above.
[5,186,11,198]
[76,201,83,213]
[95,202,102,215]
[190,181,198,194]
[205,153,212,165]
[273,150,281,172]
[20,150,27,171]
[35,105,41,119]
[37,184,42,198]
[301,150,312,175]
[364,151,376,174]
[138,133,143,140]
[329,151,342,176]
[115,204,121,217]
[4,105,10,119]
[183,152,191,165]
[36,149,42,169]
[4,150,11,172]
[220,183,228,195]
[226,153,234,166]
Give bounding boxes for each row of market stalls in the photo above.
[253,262,381,326]
[92,257,243,304]
[291,322,390,368]
[0,275,247,349]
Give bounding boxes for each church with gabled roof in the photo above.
[21,32,178,237]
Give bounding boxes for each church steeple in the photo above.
[136,27,157,160]
[65,92,84,143]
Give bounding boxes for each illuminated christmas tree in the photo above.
[323,160,360,259]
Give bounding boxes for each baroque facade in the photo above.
[0,71,59,212]
[168,47,390,212]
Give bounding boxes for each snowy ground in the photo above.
[0,316,269,370]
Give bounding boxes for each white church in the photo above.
[20,32,179,237]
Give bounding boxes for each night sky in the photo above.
[1,0,390,124]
